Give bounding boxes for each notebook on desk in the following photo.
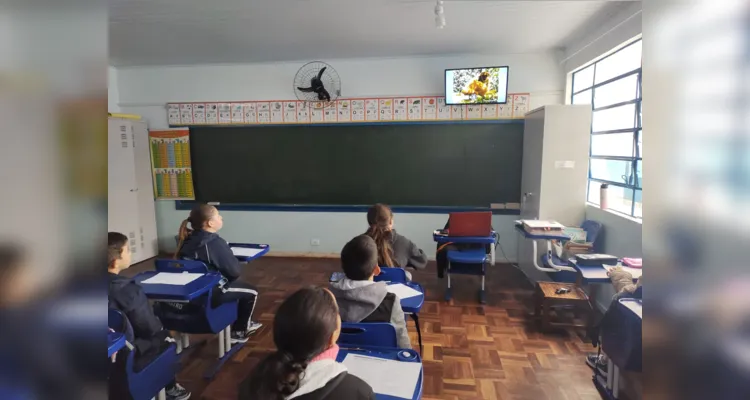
[448,211,492,237]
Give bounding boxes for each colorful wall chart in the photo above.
[166,94,530,126]
[149,129,195,200]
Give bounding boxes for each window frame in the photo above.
[571,39,642,218]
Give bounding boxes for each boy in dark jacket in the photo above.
[176,204,262,343]
[329,235,411,349]
[107,232,191,400]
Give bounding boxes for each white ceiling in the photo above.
[109,0,636,67]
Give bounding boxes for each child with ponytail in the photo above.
[365,204,427,281]
[176,204,262,343]
[239,287,374,400]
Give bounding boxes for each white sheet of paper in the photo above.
[386,283,423,300]
[141,273,203,286]
[231,247,264,258]
[342,354,421,399]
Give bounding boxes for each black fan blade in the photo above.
[297,86,315,93]
[316,67,327,81]
[317,88,331,102]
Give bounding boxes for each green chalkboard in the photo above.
[190,122,523,207]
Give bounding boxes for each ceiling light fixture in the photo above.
[434,0,445,29]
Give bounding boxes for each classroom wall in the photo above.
[117,52,566,260]
[108,66,120,113]
[585,204,643,310]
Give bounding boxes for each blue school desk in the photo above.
[387,281,425,353]
[108,331,126,358]
[229,243,270,262]
[337,346,423,400]
[433,230,496,303]
[133,271,223,302]
[595,298,642,400]
[513,225,576,274]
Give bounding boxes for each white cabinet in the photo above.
[517,105,592,280]
[108,118,158,264]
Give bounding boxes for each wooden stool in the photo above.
[534,281,591,331]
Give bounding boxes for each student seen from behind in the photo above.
[107,232,191,400]
[239,286,375,400]
[176,204,262,343]
[365,203,427,281]
[329,235,411,349]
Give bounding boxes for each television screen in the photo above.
[445,66,509,105]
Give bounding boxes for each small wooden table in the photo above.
[534,281,591,331]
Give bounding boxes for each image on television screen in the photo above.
[445,67,509,105]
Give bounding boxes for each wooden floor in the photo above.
[125,257,601,400]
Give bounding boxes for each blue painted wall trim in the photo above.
[175,200,521,215]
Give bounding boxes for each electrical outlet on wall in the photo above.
[310,238,321,246]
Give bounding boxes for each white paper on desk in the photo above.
[386,283,422,300]
[342,354,421,399]
[231,247,264,258]
[141,273,202,285]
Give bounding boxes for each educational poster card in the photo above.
[393,98,408,121]
[149,129,194,200]
[481,104,498,119]
[231,103,244,123]
[323,102,338,122]
[296,101,310,123]
[270,101,284,123]
[350,99,365,121]
[512,94,530,118]
[337,100,352,122]
[179,104,193,124]
[365,99,379,121]
[422,97,437,120]
[465,104,482,119]
[407,98,422,120]
[498,98,513,119]
[378,98,393,121]
[167,104,181,125]
[437,98,451,120]
[310,102,324,122]
[256,102,271,123]
[192,103,206,124]
[218,103,232,124]
[450,104,464,120]
[283,102,298,123]
[206,103,219,124]
[243,102,257,124]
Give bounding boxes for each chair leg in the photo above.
[157,388,166,400]
[411,313,423,354]
[182,333,190,349]
[224,326,232,353]
[218,329,226,358]
[542,301,551,331]
[176,333,183,354]
[479,274,486,304]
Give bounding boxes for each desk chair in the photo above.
[151,274,241,379]
[374,266,408,283]
[338,322,399,349]
[541,220,603,283]
[155,258,210,274]
[108,309,178,400]
[446,249,490,304]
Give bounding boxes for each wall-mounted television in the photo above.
[445,66,509,105]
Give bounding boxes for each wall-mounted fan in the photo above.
[293,61,341,102]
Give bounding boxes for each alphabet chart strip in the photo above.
[166,94,530,126]
[148,129,195,200]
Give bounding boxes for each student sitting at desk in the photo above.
[239,286,375,400]
[175,204,262,343]
[329,235,411,349]
[107,232,191,400]
[365,204,427,281]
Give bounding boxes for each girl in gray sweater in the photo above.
[365,204,428,280]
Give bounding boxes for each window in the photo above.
[571,39,642,218]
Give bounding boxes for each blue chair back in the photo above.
[374,266,408,283]
[580,220,603,252]
[152,285,237,334]
[108,309,178,400]
[338,322,399,348]
[154,258,209,273]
